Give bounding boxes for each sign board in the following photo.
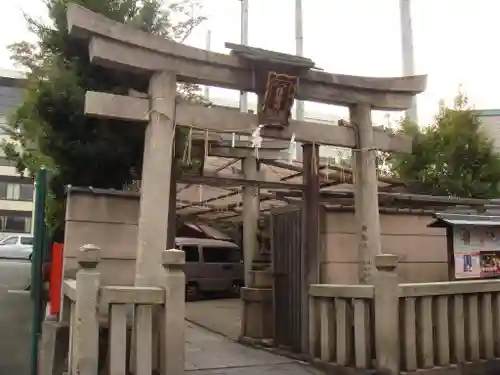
[453,226,500,279]
[259,72,297,127]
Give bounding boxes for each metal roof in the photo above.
[428,212,500,228]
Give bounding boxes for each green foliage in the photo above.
[388,92,500,198]
[3,0,206,240]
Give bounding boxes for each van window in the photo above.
[202,246,241,263]
[181,245,199,262]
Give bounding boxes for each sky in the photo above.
[0,0,499,126]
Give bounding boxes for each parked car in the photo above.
[0,235,33,260]
[175,237,244,301]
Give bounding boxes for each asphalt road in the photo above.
[0,259,32,375]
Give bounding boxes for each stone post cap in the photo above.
[77,244,101,268]
[374,254,398,271]
[162,249,185,267]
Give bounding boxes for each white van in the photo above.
[175,237,244,301]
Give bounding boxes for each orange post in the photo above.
[49,243,64,316]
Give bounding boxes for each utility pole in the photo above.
[399,0,418,123]
[239,0,249,114]
[295,0,304,122]
[294,0,305,162]
[238,0,258,287]
[204,29,211,101]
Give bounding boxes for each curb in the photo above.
[184,318,240,342]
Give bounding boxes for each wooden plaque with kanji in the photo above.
[259,72,298,127]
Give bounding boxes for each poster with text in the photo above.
[454,252,481,279]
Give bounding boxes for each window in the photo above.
[20,236,33,245]
[0,182,7,199]
[0,157,16,167]
[20,184,34,201]
[0,182,34,201]
[181,245,199,262]
[0,115,7,135]
[6,183,20,200]
[202,247,241,263]
[1,236,18,245]
[5,216,27,232]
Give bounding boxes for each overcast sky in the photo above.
[0,0,498,125]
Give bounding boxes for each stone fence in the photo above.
[309,254,500,375]
[59,245,185,375]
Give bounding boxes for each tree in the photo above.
[388,93,500,198]
[3,0,206,240]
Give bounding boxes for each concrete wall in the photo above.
[321,210,448,284]
[65,189,449,287]
[64,189,139,286]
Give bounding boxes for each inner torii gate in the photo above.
[66,3,426,354]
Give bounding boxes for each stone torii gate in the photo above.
[66,3,426,337]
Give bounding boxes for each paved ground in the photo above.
[186,298,242,341]
[186,299,325,374]
[0,259,32,375]
[185,322,323,375]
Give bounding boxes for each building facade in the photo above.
[0,69,33,239]
[475,109,500,154]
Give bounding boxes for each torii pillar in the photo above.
[350,103,382,284]
[135,71,177,288]
[133,71,178,374]
[242,155,259,286]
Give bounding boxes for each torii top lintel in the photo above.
[66,4,427,111]
[225,42,316,71]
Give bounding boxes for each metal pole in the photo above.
[239,0,249,114]
[204,29,212,101]
[295,0,304,121]
[294,0,305,162]
[30,167,47,375]
[238,0,259,287]
[399,0,418,123]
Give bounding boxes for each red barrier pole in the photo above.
[49,243,64,316]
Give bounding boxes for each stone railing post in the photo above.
[73,244,101,375]
[162,249,186,375]
[374,254,400,375]
[240,269,274,344]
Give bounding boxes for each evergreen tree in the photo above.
[389,93,500,198]
[3,0,205,240]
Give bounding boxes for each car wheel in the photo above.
[186,283,200,302]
